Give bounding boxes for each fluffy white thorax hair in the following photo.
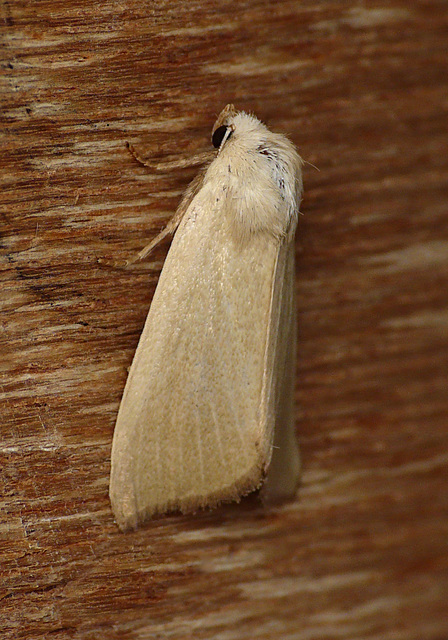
[203,105,303,243]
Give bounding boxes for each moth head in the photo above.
[212,104,237,151]
[212,104,272,155]
[209,105,303,242]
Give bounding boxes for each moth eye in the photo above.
[212,125,231,149]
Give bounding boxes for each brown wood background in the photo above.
[1,1,448,638]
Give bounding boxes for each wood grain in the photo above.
[1,1,448,638]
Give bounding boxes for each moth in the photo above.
[110,105,304,531]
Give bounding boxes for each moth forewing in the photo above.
[110,105,303,531]
[261,238,300,502]
[110,210,280,530]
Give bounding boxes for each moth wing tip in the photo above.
[261,451,301,505]
[109,483,141,532]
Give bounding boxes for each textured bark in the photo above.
[1,1,448,638]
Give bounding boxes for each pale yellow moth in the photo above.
[110,105,304,531]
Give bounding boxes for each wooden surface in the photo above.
[2,1,448,638]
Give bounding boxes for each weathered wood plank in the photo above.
[1,1,448,638]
